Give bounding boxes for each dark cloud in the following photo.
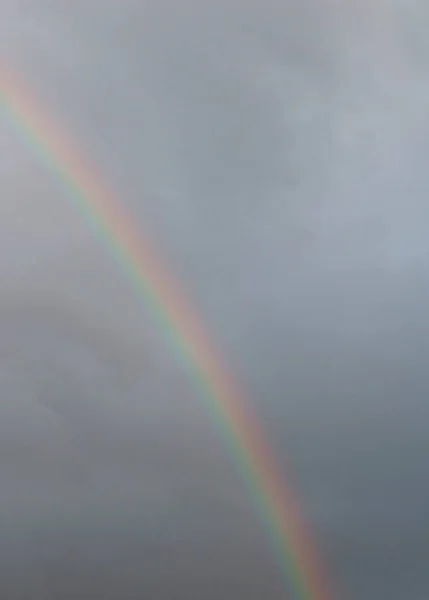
[1,1,429,598]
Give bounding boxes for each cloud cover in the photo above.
[1,1,429,597]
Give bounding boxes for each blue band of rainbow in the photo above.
[1,64,335,600]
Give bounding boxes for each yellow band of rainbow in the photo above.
[1,65,335,600]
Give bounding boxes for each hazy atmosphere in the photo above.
[1,1,429,598]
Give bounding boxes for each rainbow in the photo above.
[0,65,335,600]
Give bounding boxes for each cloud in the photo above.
[1,1,429,598]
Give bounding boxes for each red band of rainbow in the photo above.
[1,65,336,600]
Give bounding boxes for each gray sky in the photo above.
[1,1,429,598]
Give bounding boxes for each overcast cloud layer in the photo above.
[1,1,429,598]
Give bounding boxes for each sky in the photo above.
[1,1,429,598]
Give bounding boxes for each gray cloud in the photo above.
[1,1,429,598]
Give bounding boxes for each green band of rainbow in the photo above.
[1,65,335,600]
